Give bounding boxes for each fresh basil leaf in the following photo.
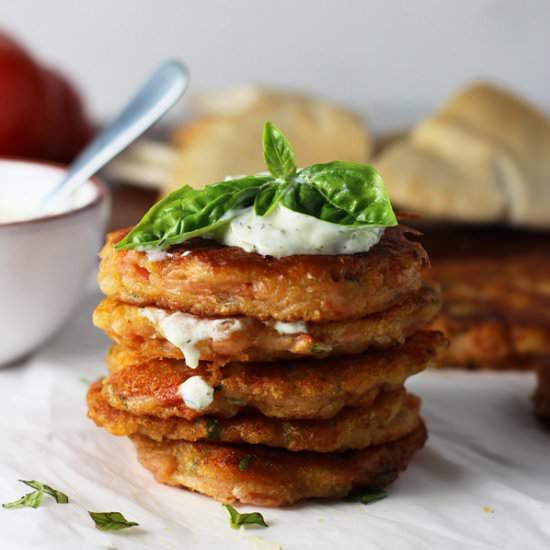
[2,488,43,509]
[238,455,253,472]
[263,121,296,179]
[347,489,387,505]
[297,161,397,226]
[281,181,357,225]
[115,175,272,250]
[89,511,139,531]
[254,181,288,216]
[223,504,268,529]
[20,480,69,504]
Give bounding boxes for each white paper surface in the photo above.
[1,290,549,550]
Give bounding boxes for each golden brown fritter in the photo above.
[131,421,427,507]
[534,361,550,422]
[93,285,441,364]
[88,382,421,452]
[102,331,446,421]
[431,317,549,369]
[428,256,550,369]
[98,226,428,322]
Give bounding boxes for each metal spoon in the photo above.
[38,60,190,212]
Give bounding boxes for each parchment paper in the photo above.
[1,290,549,550]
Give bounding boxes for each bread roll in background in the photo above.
[165,85,372,192]
[375,82,550,228]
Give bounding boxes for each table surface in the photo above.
[0,287,549,550]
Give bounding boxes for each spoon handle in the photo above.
[40,60,190,208]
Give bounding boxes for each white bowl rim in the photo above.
[0,157,109,229]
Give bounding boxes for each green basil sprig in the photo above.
[116,121,397,251]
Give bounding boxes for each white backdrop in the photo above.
[2,0,549,131]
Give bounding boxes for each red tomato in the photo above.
[0,32,92,161]
[41,68,93,162]
[0,33,50,157]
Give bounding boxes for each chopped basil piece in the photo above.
[228,397,245,406]
[206,418,220,440]
[88,511,139,531]
[223,504,268,529]
[238,455,253,472]
[2,489,43,509]
[311,343,333,354]
[2,480,68,509]
[347,489,387,505]
[20,480,69,504]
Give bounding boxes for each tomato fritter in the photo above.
[431,316,550,369]
[88,383,421,452]
[534,361,550,422]
[102,331,446,421]
[93,285,440,364]
[428,256,550,369]
[131,421,427,507]
[98,226,428,322]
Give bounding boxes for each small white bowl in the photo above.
[0,159,110,366]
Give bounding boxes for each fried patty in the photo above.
[428,256,550,369]
[88,382,421,452]
[534,361,550,422]
[94,285,440,364]
[98,226,428,322]
[131,421,426,507]
[431,316,550,369]
[102,331,446,421]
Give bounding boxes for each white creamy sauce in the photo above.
[272,320,307,334]
[218,205,385,257]
[140,308,242,368]
[145,248,173,262]
[0,203,35,223]
[0,194,85,224]
[178,376,214,410]
[145,249,191,261]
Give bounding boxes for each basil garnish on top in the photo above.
[115,122,397,251]
[262,121,296,179]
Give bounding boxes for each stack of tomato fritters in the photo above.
[88,226,446,506]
